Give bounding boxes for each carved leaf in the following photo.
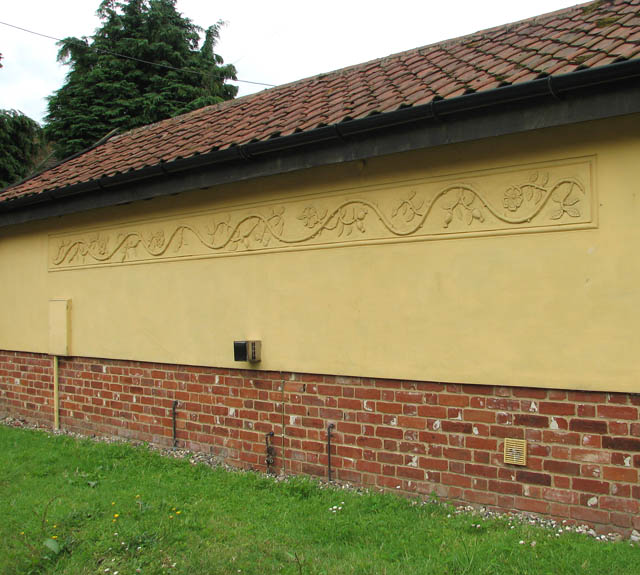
[541,172,549,187]
[466,210,473,226]
[549,208,564,220]
[564,197,580,206]
[534,188,542,204]
[529,171,538,183]
[454,206,463,221]
[564,207,580,218]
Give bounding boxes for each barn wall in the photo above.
[0,115,639,392]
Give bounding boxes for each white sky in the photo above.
[0,0,581,123]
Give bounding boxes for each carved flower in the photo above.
[503,186,524,212]
[298,206,322,228]
[148,231,165,250]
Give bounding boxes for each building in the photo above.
[1,0,640,533]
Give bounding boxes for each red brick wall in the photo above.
[1,350,639,534]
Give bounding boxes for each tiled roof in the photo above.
[2,0,640,205]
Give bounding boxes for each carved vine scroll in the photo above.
[49,159,595,269]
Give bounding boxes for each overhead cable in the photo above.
[0,20,276,88]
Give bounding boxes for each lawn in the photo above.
[1,424,639,575]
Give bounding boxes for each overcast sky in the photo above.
[1,0,581,123]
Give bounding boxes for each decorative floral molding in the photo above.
[49,159,594,269]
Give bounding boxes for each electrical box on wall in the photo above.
[49,299,71,356]
[234,340,261,363]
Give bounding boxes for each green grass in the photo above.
[1,425,639,575]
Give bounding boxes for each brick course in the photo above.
[1,349,638,534]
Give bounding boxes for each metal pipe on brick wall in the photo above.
[327,423,335,482]
[172,400,178,448]
[53,356,59,431]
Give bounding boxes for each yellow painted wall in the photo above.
[1,115,639,392]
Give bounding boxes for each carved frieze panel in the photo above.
[49,157,596,270]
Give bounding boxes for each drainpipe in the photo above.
[53,356,60,430]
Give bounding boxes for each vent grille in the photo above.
[504,438,527,466]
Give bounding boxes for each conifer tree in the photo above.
[45,0,237,159]
[0,110,46,189]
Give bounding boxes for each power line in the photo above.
[0,20,276,88]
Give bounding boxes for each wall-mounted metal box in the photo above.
[234,340,261,363]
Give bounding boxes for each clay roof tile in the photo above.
[2,0,639,204]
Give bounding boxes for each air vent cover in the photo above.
[504,438,527,466]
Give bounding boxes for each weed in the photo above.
[582,1,606,15]
[596,16,620,28]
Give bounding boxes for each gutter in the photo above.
[1,58,640,224]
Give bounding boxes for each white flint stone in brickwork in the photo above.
[624,456,632,467]
[550,417,559,430]
[408,455,418,468]
[433,420,441,431]
[587,497,598,507]
[530,402,538,412]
